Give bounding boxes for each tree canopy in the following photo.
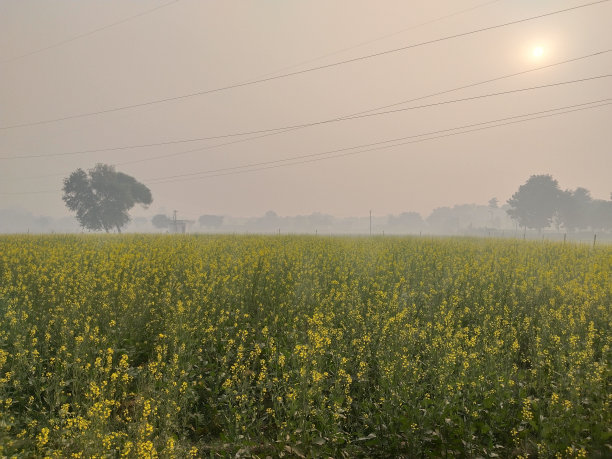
[507,175,612,232]
[556,187,592,232]
[62,164,152,233]
[506,175,561,231]
[152,214,172,229]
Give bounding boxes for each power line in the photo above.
[0,0,608,131]
[144,99,612,184]
[194,102,611,180]
[112,74,612,166]
[0,0,506,166]
[340,51,612,118]
[6,72,611,182]
[241,0,505,82]
[151,101,612,183]
[24,73,612,174]
[2,98,608,196]
[0,0,181,64]
[343,75,612,120]
[5,70,611,187]
[2,49,609,161]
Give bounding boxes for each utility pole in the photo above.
[369,210,372,236]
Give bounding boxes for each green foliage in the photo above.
[557,187,593,232]
[507,174,562,230]
[62,164,152,233]
[0,235,610,457]
[151,214,172,229]
[508,175,612,232]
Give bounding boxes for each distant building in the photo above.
[170,211,194,234]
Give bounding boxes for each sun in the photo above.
[533,46,544,58]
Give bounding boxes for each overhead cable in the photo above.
[0,0,608,131]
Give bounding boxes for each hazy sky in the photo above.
[1,0,611,219]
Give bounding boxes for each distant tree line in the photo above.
[146,177,612,235]
[507,175,612,232]
[55,165,611,235]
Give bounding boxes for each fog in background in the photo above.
[1,0,611,232]
[0,203,532,236]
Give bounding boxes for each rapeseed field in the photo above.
[0,235,610,457]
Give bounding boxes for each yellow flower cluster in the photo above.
[0,234,609,457]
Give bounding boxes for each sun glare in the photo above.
[533,46,544,58]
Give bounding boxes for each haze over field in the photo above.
[1,4,612,455]
[1,0,611,225]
